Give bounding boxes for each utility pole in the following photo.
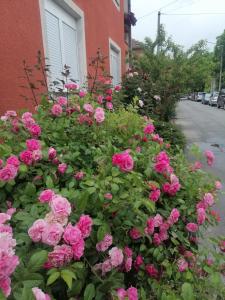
[219,45,223,91]
[157,11,161,55]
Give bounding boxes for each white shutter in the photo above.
[45,10,63,81]
[62,22,79,81]
[110,47,120,85]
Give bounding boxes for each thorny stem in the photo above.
[84,257,104,283]
[90,51,100,95]
[23,60,38,106]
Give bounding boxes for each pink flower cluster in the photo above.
[20,139,42,165]
[29,191,93,267]
[94,107,105,123]
[94,247,124,276]
[162,174,181,196]
[145,209,180,246]
[51,104,63,117]
[0,155,20,182]
[204,150,215,166]
[22,112,41,137]
[154,151,172,174]
[112,150,134,172]
[145,264,159,279]
[152,134,163,145]
[0,210,19,297]
[117,287,138,300]
[65,82,79,90]
[144,123,155,135]
[32,287,51,300]
[96,234,113,252]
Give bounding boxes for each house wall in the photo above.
[0,0,127,114]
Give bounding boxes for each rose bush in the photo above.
[0,83,224,300]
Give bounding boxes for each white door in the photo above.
[44,0,79,82]
[110,46,121,86]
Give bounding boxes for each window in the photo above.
[109,39,121,86]
[43,0,80,82]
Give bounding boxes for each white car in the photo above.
[209,92,219,106]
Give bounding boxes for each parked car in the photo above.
[209,92,219,106]
[180,95,188,101]
[201,93,210,105]
[217,89,225,109]
[196,92,204,102]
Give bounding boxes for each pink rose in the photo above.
[32,287,51,300]
[152,134,163,144]
[117,288,127,300]
[204,150,215,166]
[19,150,33,165]
[94,107,105,123]
[50,195,71,217]
[153,233,162,246]
[97,95,104,104]
[144,123,155,135]
[215,181,222,190]
[153,214,163,227]
[114,85,121,92]
[129,228,142,240]
[101,259,112,275]
[48,147,57,160]
[74,171,84,180]
[72,238,85,260]
[42,222,64,246]
[6,155,20,168]
[79,90,87,98]
[134,255,143,270]
[44,212,68,227]
[104,193,113,200]
[203,193,214,207]
[63,223,82,245]
[26,139,41,151]
[96,234,113,252]
[39,189,55,203]
[112,151,134,172]
[105,95,112,102]
[0,277,11,297]
[124,257,132,272]
[177,258,188,272]
[197,208,206,225]
[0,164,18,181]
[65,83,79,90]
[57,96,67,106]
[109,247,124,267]
[145,264,158,279]
[168,208,180,226]
[149,189,160,202]
[186,223,199,233]
[28,219,47,242]
[28,124,41,137]
[127,287,138,300]
[0,213,11,224]
[106,102,113,110]
[47,244,73,267]
[58,163,68,174]
[154,151,170,174]
[83,103,94,114]
[77,215,93,239]
[51,104,63,116]
[145,217,155,235]
[32,150,42,162]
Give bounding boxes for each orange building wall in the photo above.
[0,0,127,114]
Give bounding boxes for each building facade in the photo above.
[0,0,135,113]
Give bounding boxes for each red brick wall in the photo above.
[0,0,126,113]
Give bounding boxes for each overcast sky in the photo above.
[132,0,225,51]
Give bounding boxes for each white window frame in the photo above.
[109,38,121,86]
[112,0,120,10]
[38,0,87,84]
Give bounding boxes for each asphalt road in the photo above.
[176,100,225,236]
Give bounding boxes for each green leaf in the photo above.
[21,287,35,300]
[181,283,195,300]
[76,191,88,211]
[97,224,110,241]
[0,290,6,300]
[27,250,48,272]
[61,269,76,289]
[46,176,54,188]
[25,182,36,196]
[19,164,28,173]
[84,283,95,300]
[47,271,60,285]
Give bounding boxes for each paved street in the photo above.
[176,100,225,236]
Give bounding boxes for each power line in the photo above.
[163,12,225,15]
[138,0,180,20]
[165,0,198,14]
